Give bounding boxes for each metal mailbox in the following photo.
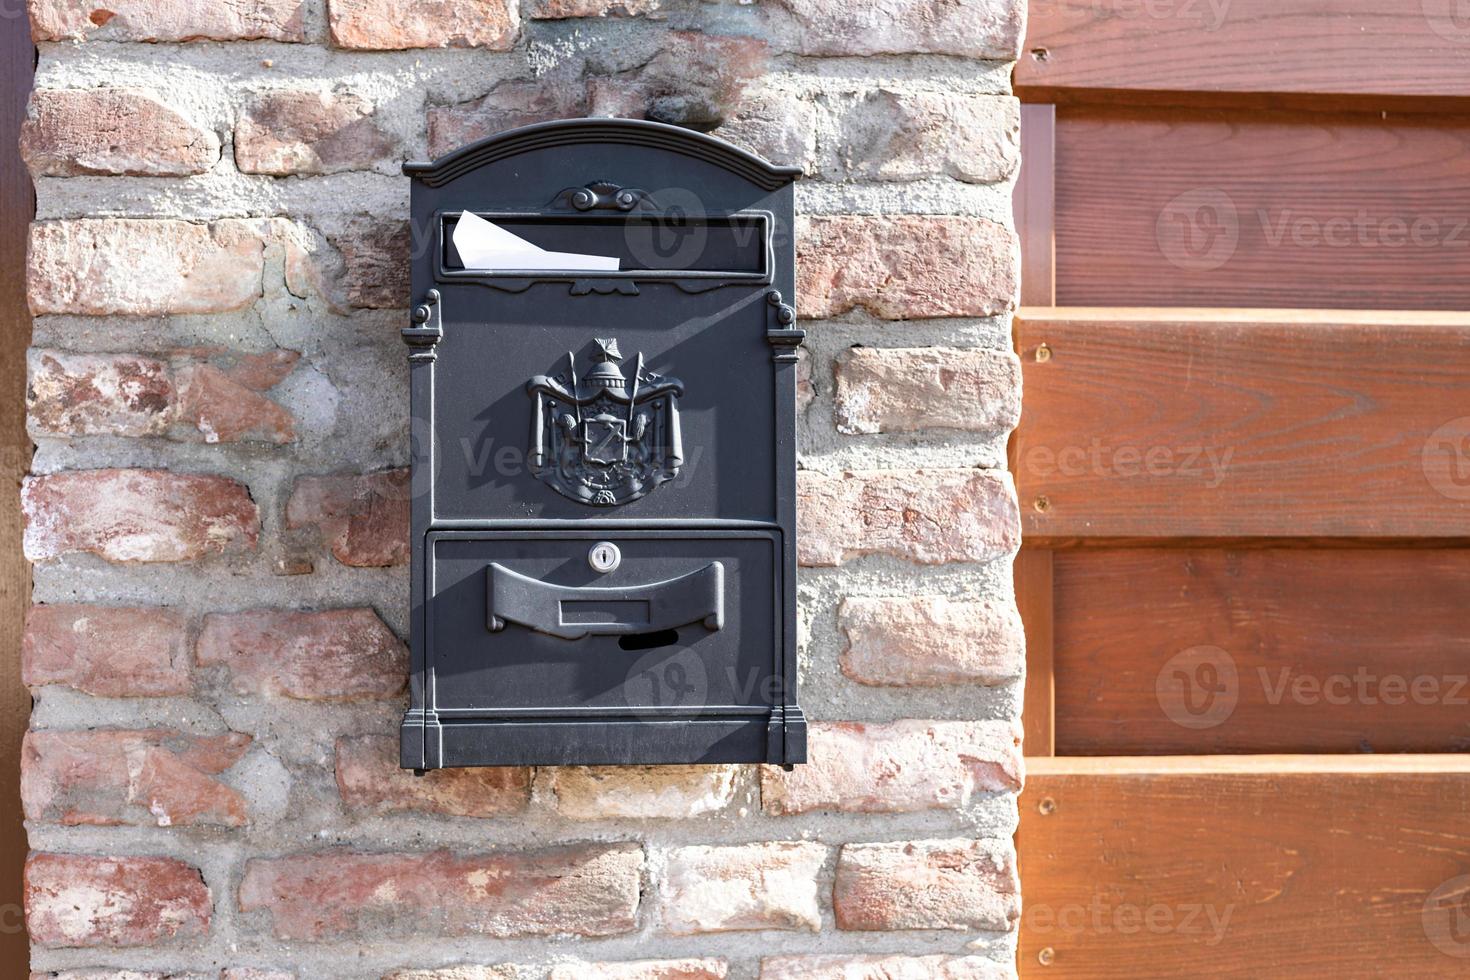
[399,119,806,770]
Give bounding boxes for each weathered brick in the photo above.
[22,729,250,828]
[833,347,1022,435]
[21,89,219,177]
[383,970,517,980]
[28,349,297,444]
[196,608,407,701]
[797,469,1019,567]
[236,90,398,176]
[336,735,531,817]
[638,32,769,131]
[715,87,818,172]
[30,972,214,980]
[839,596,1024,687]
[551,961,727,980]
[328,0,518,50]
[835,92,1019,184]
[28,219,267,317]
[760,721,1022,815]
[658,842,825,934]
[28,0,307,42]
[529,0,662,17]
[797,216,1018,320]
[767,0,1024,59]
[23,604,191,697]
[286,469,410,567]
[760,955,1009,980]
[22,469,260,564]
[284,218,410,311]
[223,971,297,980]
[427,82,583,159]
[542,765,737,820]
[383,969,517,980]
[239,845,643,939]
[832,838,1019,932]
[26,853,210,948]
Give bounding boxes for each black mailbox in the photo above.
[399,119,806,770]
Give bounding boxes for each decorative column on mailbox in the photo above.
[400,119,806,770]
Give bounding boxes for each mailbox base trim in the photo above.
[404,714,805,768]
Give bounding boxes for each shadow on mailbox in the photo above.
[400,119,806,770]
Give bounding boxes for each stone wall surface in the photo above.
[19,0,1026,976]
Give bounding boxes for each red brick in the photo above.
[832,838,1019,932]
[797,469,1019,567]
[28,0,307,42]
[238,845,642,939]
[284,218,409,311]
[836,92,1019,184]
[760,955,1010,980]
[21,89,220,177]
[760,720,1022,815]
[427,82,583,160]
[23,604,191,697]
[236,90,397,176]
[196,608,407,701]
[658,842,825,934]
[541,765,737,820]
[838,596,1024,687]
[797,216,1018,320]
[22,729,250,828]
[336,735,530,817]
[833,347,1022,435]
[28,219,267,317]
[28,349,297,444]
[328,0,518,50]
[767,0,1024,59]
[551,962,728,980]
[22,469,260,564]
[25,853,211,948]
[286,469,410,567]
[529,0,662,17]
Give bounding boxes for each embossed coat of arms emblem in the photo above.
[526,338,685,506]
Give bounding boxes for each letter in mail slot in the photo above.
[525,337,684,507]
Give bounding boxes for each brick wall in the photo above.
[18,1,1026,977]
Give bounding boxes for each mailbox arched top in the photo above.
[403,117,803,191]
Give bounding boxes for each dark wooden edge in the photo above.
[1,8,33,971]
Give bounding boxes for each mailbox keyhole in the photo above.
[619,629,680,651]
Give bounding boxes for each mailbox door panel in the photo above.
[427,530,780,715]
[429,282,777,523]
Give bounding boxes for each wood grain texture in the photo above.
[1052,548,1470,755]
[1016,548,1055,757]
[1016,308,1470,539]
[1019,757,1470,978]
[1054,107,1470,309]
[0,12,30,971]
[1015,103,1056,307]
[1018,0,1470,104]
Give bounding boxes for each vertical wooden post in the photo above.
[0,4,34,967]
[1013,102,1056,757]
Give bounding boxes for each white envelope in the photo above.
[453,210,621,272]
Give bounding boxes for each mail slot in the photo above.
[399,119,805,769]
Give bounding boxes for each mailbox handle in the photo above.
[487,561,724,640]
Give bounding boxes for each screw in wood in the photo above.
[1038,947,1056,966]
[1035,343,1052,362]
[1038,796,1057,815]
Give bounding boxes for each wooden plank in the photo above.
[1053,107,1470,310]
[1016,308,1470,539]
[1052,548,1470,755]
[1017,0,1470,105]
[0,13,31,971]
[1018,756,1470,978]
[1016,548,1055,757]
[1014,103,1056,307]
